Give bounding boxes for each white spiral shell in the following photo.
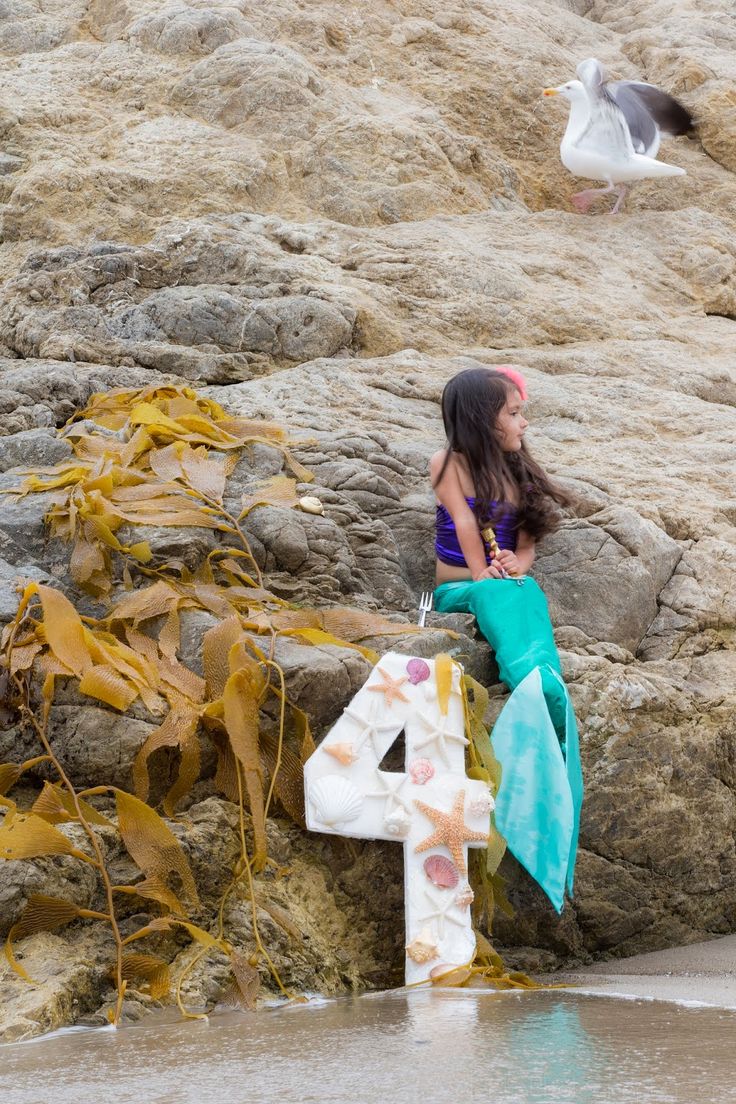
[384,807,412,837]
[308,774,364,828]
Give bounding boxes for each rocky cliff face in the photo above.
[1,0,735,1038]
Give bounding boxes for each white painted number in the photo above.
[304,652,491,984]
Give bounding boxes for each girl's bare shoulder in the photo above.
[431,449,471,488]
[429,448,450,479]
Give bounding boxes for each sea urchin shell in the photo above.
[409,758,434,785]
[468,791,495,818]
[423,854,459,889]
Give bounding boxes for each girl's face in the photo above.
[495,389,528,451]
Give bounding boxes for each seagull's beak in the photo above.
[543,87,560,97]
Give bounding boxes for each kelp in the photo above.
[0,385,435,1022]
[462,671,516,964]
[10,386,311,598]
[0,581,294,1020]
[426,932,548,992]
[0,384,513,1020]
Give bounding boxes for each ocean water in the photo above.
[3,989,735,1104]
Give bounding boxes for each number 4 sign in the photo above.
[303,652,492,984]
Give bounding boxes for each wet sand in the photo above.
[554,933,736,1008]
[3,935,736,1104]
[4,987,736,1104]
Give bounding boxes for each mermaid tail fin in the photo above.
[491,665,583,911]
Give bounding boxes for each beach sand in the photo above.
[554,934,736,1008]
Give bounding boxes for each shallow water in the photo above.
[3,990,736,1104]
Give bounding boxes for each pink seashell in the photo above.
[423,854,459,889]
[409,758,435,785]
[406,658,431,685]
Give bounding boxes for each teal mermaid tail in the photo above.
[434,578,583,912]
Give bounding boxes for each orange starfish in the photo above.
[414,790,488,875]
[367,666,410,707]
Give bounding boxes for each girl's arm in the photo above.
[431,451,501,580]
[496,529,536,577]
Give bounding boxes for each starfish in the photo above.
[420,886,466,939]
[414,790,488,875]
[343,704,397,756]
[413,711,469,767]
[365,769,411,816]
[367,666,410,707]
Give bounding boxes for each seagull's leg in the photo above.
[609,184,629,215]
[571,184,615,213]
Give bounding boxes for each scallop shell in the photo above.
[309,775,364,828]
[406,926,439,964]
[468,791,495,818]
[409,758,435,785]
[455,882,475,910]
[423,854,459,889]
[384,807,412,837]
[406,658,431,685]
[322,741,358,766]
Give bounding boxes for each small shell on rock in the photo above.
[322,741,358,766]
[406,658,431,685]
[309,774,364,828]
[455,882,475,910]
[409,758,435,786]
[468,791,495,818]
[298,496,325,515]
[406,926,439,964]
[384,807,412,837]
[423,854,459,889]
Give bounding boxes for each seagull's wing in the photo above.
[609,80,693,140]
[606,82,661,154]
[573,58,635,161]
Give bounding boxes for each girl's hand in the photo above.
[496,549,521,576]
[473,563,504,581]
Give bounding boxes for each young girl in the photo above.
[431,365,583,913]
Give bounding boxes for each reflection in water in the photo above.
[405,986,480,1043]
[3,991,736,1104]
[505,1001,601,1104]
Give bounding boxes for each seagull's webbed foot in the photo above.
[571,191,596,213]
[571,185,614,214]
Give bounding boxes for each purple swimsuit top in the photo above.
[435,496,519,567]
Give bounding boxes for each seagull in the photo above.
[544,58,693,214]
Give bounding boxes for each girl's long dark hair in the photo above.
[434,367,571,539]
